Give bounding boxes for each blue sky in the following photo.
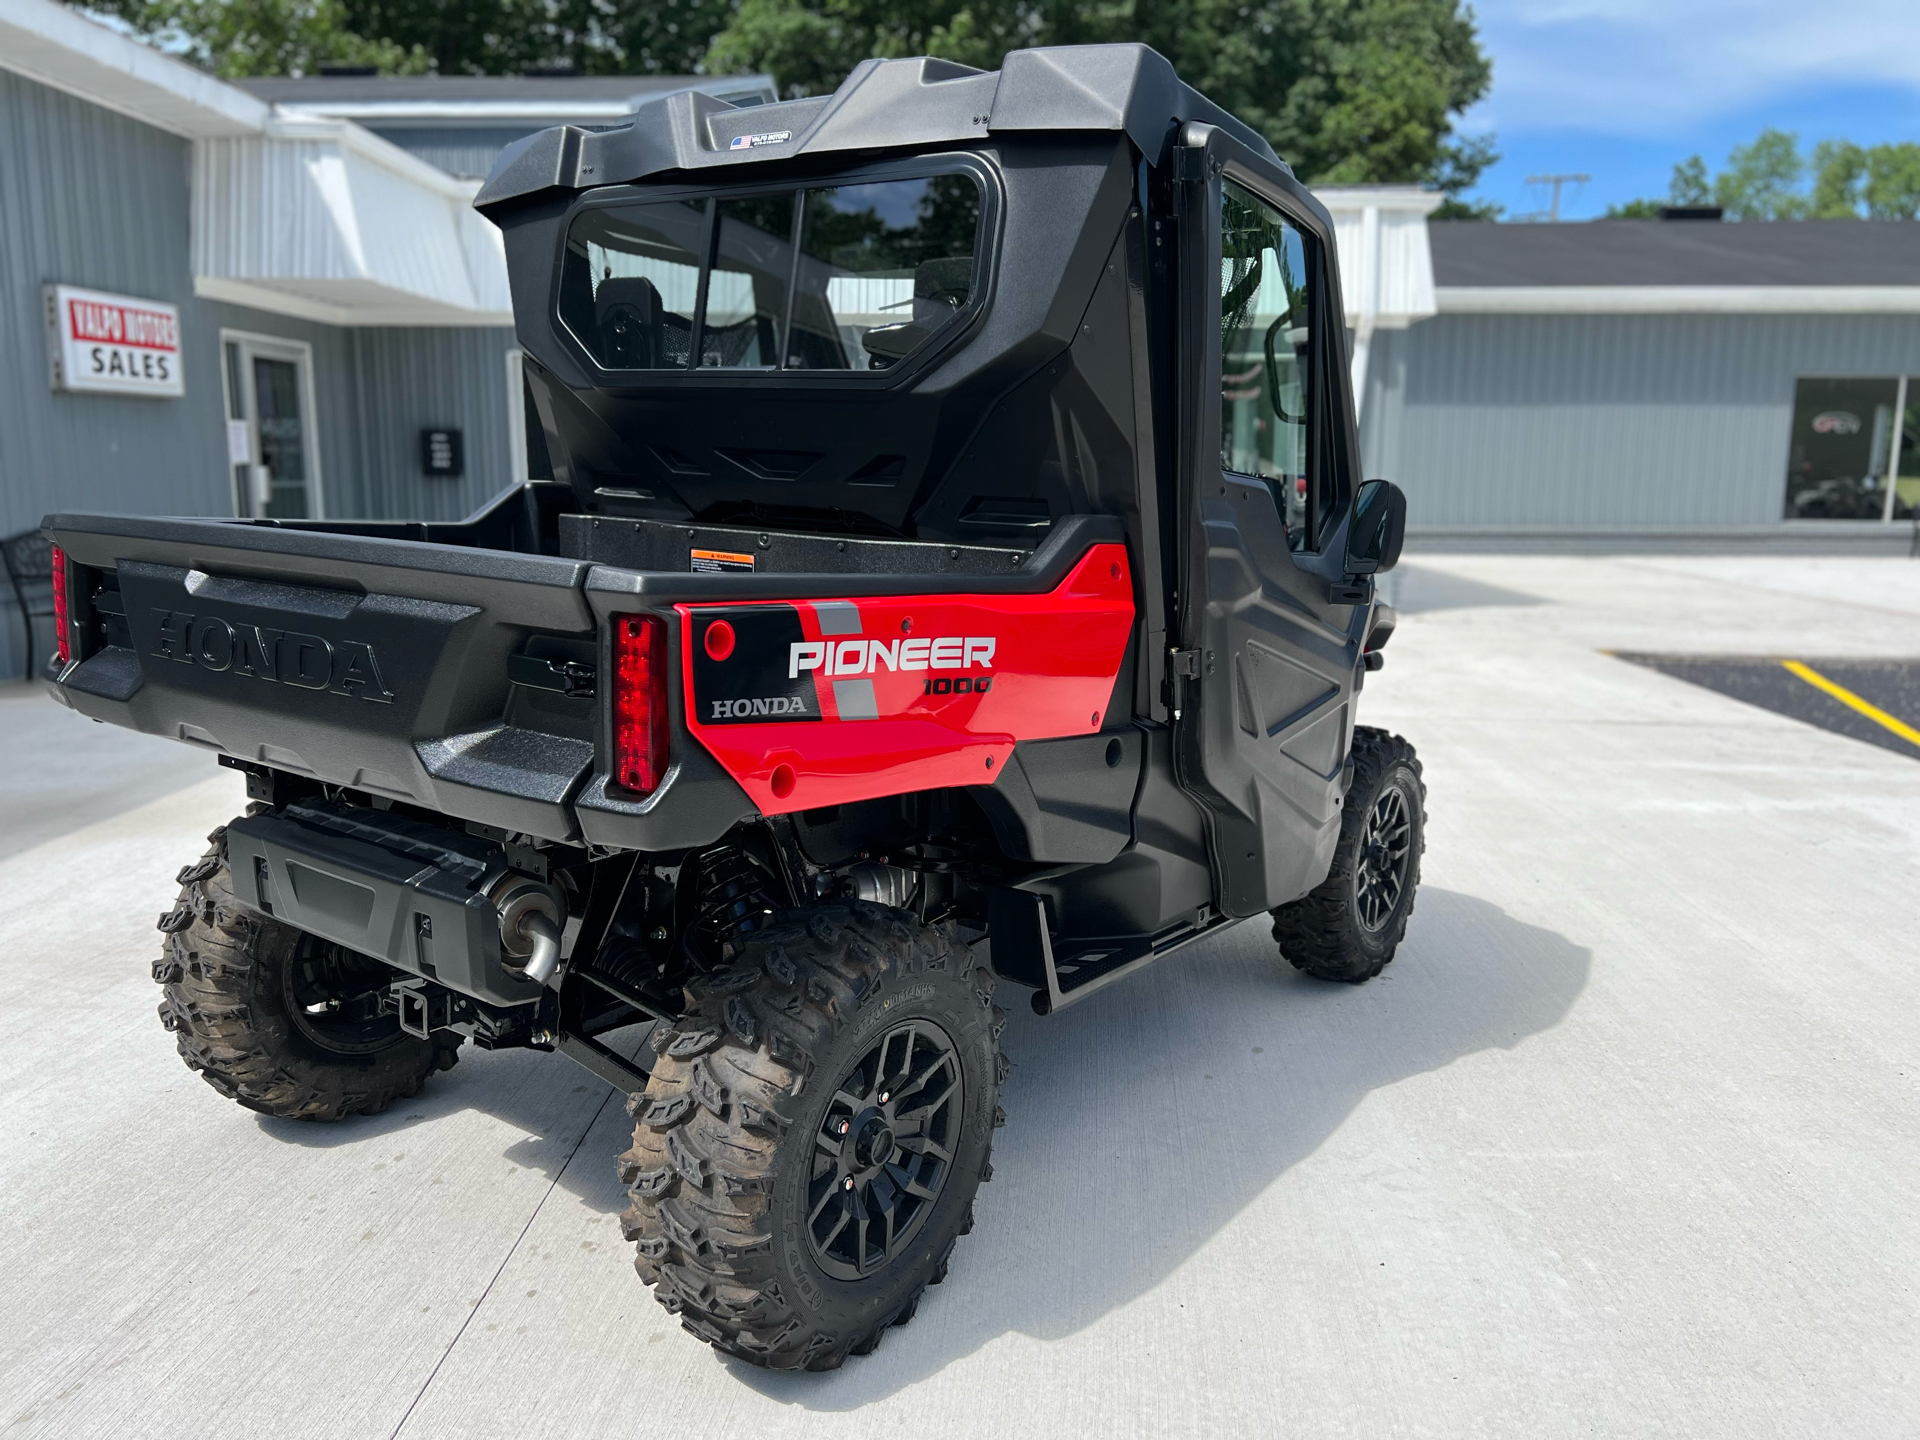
[1460,1,1920,218]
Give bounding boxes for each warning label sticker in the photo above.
[691,548,756,574]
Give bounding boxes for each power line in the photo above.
[1518,172,1592,223]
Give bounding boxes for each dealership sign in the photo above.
[44,284,184,397]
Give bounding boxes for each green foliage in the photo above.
[1810,140,1866,218]
[709,0,1494,188]
[1811,139,1920,221]
[1668,155,1709,206]
[82,0,428,76]
[80,0,1498,201]
[83,0,736,75]
[1613,135,1920,223]
[1427,131,1501,218]
[1713,128,1806,219]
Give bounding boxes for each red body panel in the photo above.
[678,543,1135,815]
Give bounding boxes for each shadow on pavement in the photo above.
[1378,563,1543,615]
[733,886,1589,1404]
[241,886,1586,1388]
[252,1028,655,1205]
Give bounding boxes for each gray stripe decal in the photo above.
[832,678,878,720]
[815,601,862,636]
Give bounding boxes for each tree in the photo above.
[78,0,1500,200]
[81,0,428,76]
[82,0,736,75]
[336,0,739,75]
[1815,140,1920,221]
[707,0,1495,190]
[1863,144,1920,220]
[1587,132,1920,224]
[1669,155,1709,206]
[1427,132,1501,218]
[1713,128,1807,219]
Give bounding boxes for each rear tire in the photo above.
[620,901,1007,1371]
[153,818,460,1121]
[1271,727,1425,983]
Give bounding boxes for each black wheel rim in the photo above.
[1354,780,1413,932]
[806,1020,963,1281]
[284,935,407,1055]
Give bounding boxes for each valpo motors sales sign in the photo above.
[44,284,184,397]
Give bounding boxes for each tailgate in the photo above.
[47,514,596,840]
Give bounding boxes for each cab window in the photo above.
[559,171,982,376]
[1219,180,1316,547]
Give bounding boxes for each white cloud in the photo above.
[1469,0,1920,135]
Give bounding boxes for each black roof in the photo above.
[1432,218,1920,287]
[475,45,1281,214]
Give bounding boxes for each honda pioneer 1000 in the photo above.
[43,44,1421,1372]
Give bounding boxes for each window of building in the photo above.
[1219,179,1315,546]
[558,171,982,376]
[1785,376,1917,521]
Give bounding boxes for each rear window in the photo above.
[560,173,983,375]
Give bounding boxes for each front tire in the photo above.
[1272,727,1426,983]
[153,818,460,1120]
[620,902,1007,1371]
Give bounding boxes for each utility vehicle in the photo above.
[43,43,1422,1372]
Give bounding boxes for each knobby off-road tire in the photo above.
[153,816,460,1121]
[1272,727,1426,983]
[620,901,1007,1371]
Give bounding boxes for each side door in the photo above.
[221,332,323,520]
[1171,132,1369,918]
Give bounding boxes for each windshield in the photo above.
[560,172,983,375]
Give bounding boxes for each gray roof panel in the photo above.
[1432,218,1920,288]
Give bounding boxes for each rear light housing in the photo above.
[51,543,71,665]
[611,613,669,794]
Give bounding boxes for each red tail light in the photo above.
[51,543,71,665]
[611,614,669,794]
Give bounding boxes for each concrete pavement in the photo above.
[2,554,1916,1438]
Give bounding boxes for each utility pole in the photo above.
[1522,173,1592,223]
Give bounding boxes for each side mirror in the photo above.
[1345,479,1407,575]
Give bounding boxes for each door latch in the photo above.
[1169,649,1201,678]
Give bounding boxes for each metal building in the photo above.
[0,0,770,675]
[1361,217,1920,547]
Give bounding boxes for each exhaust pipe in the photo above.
[518,911,563,986]
[489,874,566,988]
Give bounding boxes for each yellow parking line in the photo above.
[1781,660,1920,751]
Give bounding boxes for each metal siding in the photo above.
[365,126,546,181]
[0,69,229,534]
[0,68,228,677]
[193,133,513,319]
[1385,312,1920,528]
[344,327,519,521]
